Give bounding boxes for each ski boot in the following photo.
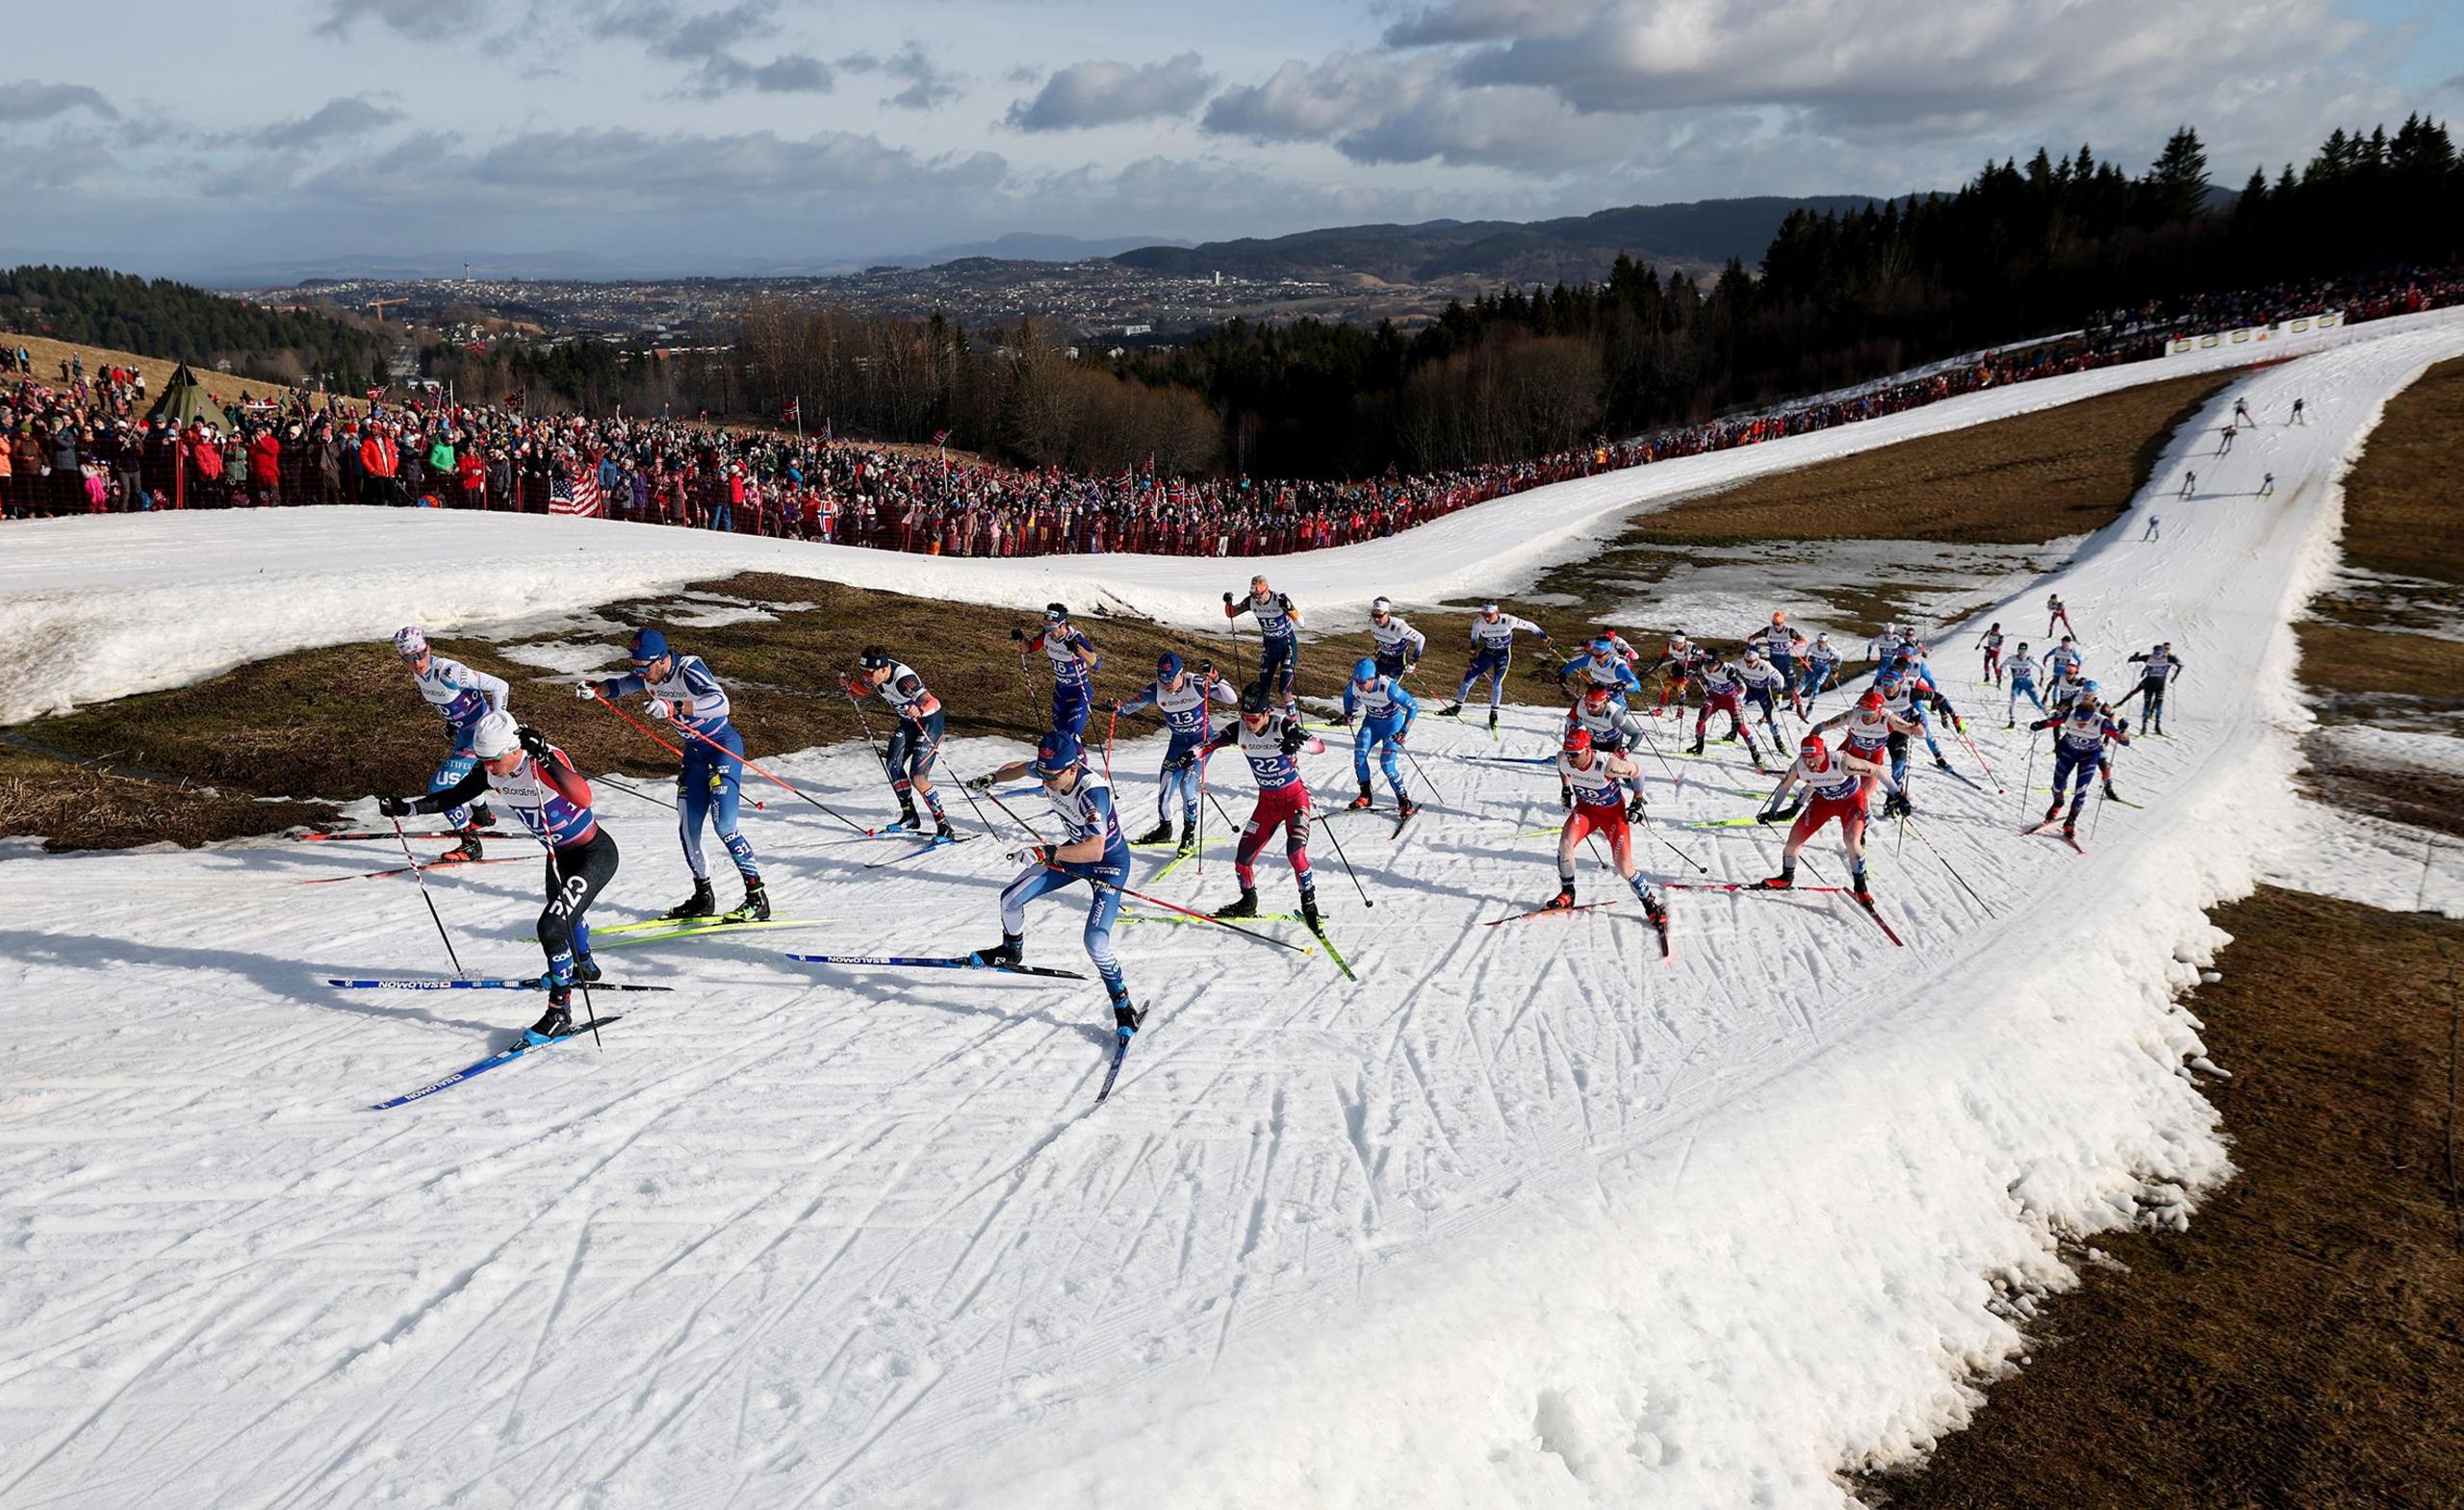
[890,802,924,833]
[1397,795,1419,819]
[1134,821,1174,846]
[934,817,956,842]
[2063,819,2079,841]
[1541,884,1577,910]
[2103,781,2120,802]
[1487,709,1500,735]
[1757,868,1795,891]
[1217,886,1261,919]
[1299,889,1322,933]
[1176,820,1196,854]
[970,933,1024,968]
[1438,701,1464,718]
[663,877,717,920]
[2042,800,2062,825]
[525,986,575,1044]
[439,829,485,863]
[1850,869,1874,906]
[724,878,771,923]
[1934,755,1953,771]
[1689,734,1706,756]
[1113,991,1145,1035]
[2005,719,2016,729]
[1347,780,1374,811]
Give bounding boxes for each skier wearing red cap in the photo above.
[1810,688,1920,813]
[1544,728,1668,929]
[1756,731,1884,901]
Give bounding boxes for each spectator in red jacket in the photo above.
[248,428,281,504]
[358,425,399,506]
[458,448,486,508]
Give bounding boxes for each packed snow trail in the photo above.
[2,311,2458,1509]
[0,310,2431,725]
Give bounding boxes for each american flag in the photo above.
[550,463,602,517]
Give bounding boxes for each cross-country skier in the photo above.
[1869,660,1952,815]
[1756,730,1882,903]
[2232,397,2253,426]
[1440,602,1547,734]
[844,647,952,840]
[1113,652,1236,848]
[2289,397,2306,425]
[1342,657,1419,814]
[963,731,1139,1034]
[2029,684,2129,840]
[2259,473,2275,497]
[1564,682,1648,813]
[1225,576,1302,702]
[1978,623,2006,684]
[1747,611,1800,693]
[2143,514,2162,542]
[1540,727,1669,927]
[576,627,766,922]
[2178,470,2196,499]
[2047,595,2075,638]
[375,711,614,1042]
[1812,688,1918,818]
[1367,597,1426,680]
[2005,642,2047,725]
[1798,632,1840,703]
[1690,652,1764,766]
[2116,643,2182,734]
[1557,636,1643,698]
[1204,680,1322,926]
[2044,634,2084,688]
[1867,622,1906,675]
[1014,602,1100,739]
[1738,649,1789,738]
[2216,424,2236,455]
[393,626,505,862]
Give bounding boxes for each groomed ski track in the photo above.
[2,308,2459,1508]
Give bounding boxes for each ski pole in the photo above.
[1311,801,1374,909]
[1399,739,1447,806]
[1953,721,2005,795]
[593,771,680,812]
[591,694,869,835]
[840,683,899,788]
[1011,650,1043,731]
[1102,705,1117,784]
[2018,730,2040,820]
[389,813,467,978]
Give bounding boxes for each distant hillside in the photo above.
[1112,195,1886,284]
[0,266,387,392]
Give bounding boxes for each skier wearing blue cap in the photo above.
[1113,651,1237,849]
[1555,636,1642,698]
[2029,683,2129,842]
[1341,656,1419,814]
[963,730,1140,1034]
[577,627,766,922]
[393,625,508,862]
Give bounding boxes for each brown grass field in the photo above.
[2,329,357,416]
[1622,371,2234,545]
[1858,886,2464,1510]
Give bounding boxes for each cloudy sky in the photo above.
[6,0,2458,280]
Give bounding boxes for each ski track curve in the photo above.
[1,309,2459,1508]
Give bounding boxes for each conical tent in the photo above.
[146,364,227,429]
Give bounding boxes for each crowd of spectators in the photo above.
[8,266,2459,550]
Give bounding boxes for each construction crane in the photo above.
[368,297,408,320]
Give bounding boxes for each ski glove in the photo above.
[574,682,598,700]
[964,774,994,792]
[1278,726,1306,756]
[646,698,673,722]
[517,726,552,760]
[1010,627,1025,642]
[1010,844,1051,866]
[375,795,412,817]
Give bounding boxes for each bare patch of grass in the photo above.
[1858,886,2464,1510]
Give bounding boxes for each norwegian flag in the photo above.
[932,428,950,447]
[818,417,832,443]
[550,463,602,517]
[504,387,526,413]
[782,397,801,426]
[365,386,383,402]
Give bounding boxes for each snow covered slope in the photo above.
[0,309,2440,725]
[3,311,2459,1510]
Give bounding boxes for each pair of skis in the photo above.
[1484,897,1672,959]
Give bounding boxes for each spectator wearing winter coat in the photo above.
[358,425,398,505]
[249,428,281,503]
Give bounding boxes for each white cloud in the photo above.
[0,80,119,123]
[1006,52,1216,131]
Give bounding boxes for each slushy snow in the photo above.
[3,308,2461,1509]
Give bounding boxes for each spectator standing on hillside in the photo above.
[359,422,398,505]
[249,425,281,506]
